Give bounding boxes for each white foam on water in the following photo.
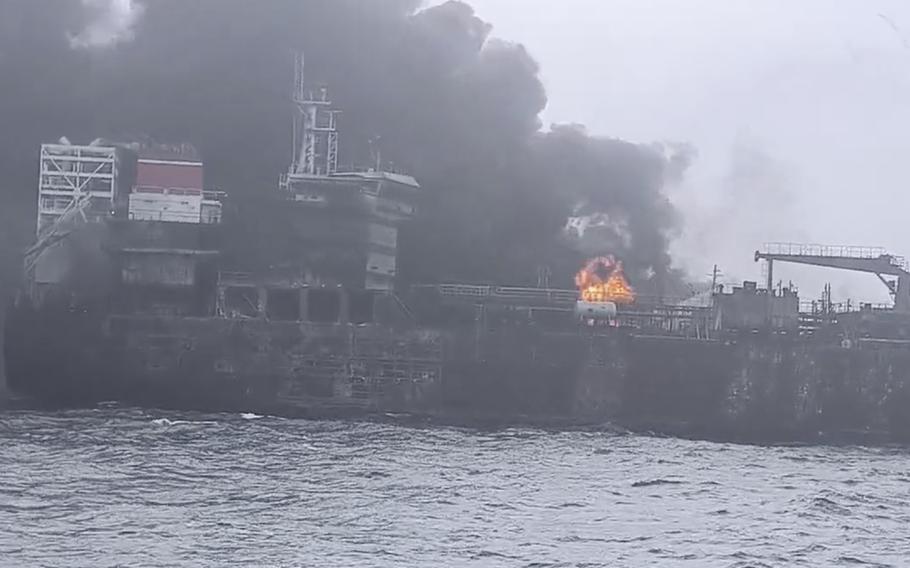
[152,418,184,426]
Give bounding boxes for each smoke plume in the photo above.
[0,0,690,291]
[70,0,144,49]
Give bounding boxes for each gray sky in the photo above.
[458,0,910,303]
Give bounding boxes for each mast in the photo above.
[290,52,340,176]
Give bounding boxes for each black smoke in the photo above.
[0,0,690,292]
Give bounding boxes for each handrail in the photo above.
[433,284,693,306]
[764,242,886,259]
[798,300,893,314]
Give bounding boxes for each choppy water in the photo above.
[1,409,909,567]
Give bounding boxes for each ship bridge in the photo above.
[273,53,420,292]
[755,243,910,313]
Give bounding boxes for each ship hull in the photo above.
[4,299,444,418]
[7,297,910,442]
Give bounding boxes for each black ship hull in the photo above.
[3,297,442,418]
[8,297,910,443]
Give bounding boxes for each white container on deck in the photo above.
[575,300,618,320]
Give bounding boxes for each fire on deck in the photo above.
[575,256,635,305]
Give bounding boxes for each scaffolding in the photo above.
[37,144,118,236]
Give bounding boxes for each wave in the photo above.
[631,478,684,487]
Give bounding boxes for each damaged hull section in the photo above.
[5,305,443,417]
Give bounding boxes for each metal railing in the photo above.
[763,242,887,259]
[434,284,693,307]
[798,300,893,314]
[436,284,579,304]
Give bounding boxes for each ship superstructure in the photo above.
[278,54,419,292]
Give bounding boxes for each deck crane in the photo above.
[755,243,910,313]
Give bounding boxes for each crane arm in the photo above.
[754,245,910,312]
[754,252,908,277]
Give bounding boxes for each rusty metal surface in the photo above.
[108,316,444,412]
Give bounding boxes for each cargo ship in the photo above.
[6,60,910,442]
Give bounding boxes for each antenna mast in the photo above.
[290,52,340,176]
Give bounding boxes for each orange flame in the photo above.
[575,256,635,304]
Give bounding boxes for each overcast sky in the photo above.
[456,0,910,303]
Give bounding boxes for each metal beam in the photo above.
[754,252,908,277]
[875,273,897,294]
